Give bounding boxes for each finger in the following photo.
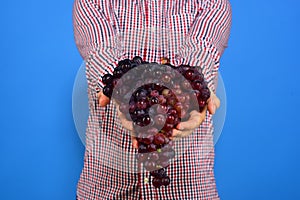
[119,113,134,131]
[176,109,206,131]
[207,91,220,115]
[98,92,110,107]
[207,97,216,115]
[115,101,134,131]
[131,136,138,149]
[171,129,193,140]
[214,94,220,109]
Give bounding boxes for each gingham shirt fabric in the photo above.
[73,0,232,199]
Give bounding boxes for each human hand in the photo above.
[101,89,220,146]
[171,90,220,140]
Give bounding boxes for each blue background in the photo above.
[0,0,299,199]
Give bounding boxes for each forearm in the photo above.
[176,0,232,92]
[73,0,122,92]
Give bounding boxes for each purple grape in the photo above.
[192,80,203,90]
[137,153,147,162]
[154,114,166,126]
[144,160,157,171]
[184,69,194,80]
[102,74,114,85]
[113,68,123,78]
[153,133,166,145]
[166,114,175,124]
[150,90,159,97]
[162,176,171,186]
[139,134,154,145]
[132,56,143,64]
[152,178,163,188]
[163,123,173,132]
[147,143,157,152]
[156,104,168,114]
[136,98,148,110]
[149,152,160,161]
[138,143,148,153]
[142,115,152,126]
[150,168,166,178]
[150,97,159,105]
[162,74,171,83]
[103,85,113,98]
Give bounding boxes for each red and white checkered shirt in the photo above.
[73,0,231,199]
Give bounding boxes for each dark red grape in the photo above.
[137,98,148,110]
[113,68,123,78]
[144,160,157,171]
[173,102,183,114]
[192,80,203,90]
[162,176,170,186]
[102,74,114,85]
[150,168,166,178]
[147,127,159,136]
[201,88,210,100]
[138,143,148,153]
[142,115,152,126]
[112,78,119,87]
[147,143,157,152]
[139,134,154,145]
[150,97,159,105]
[156,104,168,114]
[166,114,175,124]
[132,109,146,118]
[168,108,178,116]
[154,133,166,145]
[149,152,160,161]
[164,130,173,138]
[150,90,159,97]
[137,153,147,162]
[103,85,113,98]
[132,56,143,64]
[133,88,148,100]
[163,123,174,132]
[154,114,166,126]
[152,178,163,188]
[162,74,171,83]
[184,69,194,80]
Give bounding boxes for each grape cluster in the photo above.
[101,56,210,188]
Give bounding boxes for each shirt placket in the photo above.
[140,3,163,199]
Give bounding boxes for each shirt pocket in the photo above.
[167,13,196,54]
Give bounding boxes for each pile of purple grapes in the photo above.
[102,56,210,188]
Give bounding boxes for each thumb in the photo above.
[98,92,110,107]
[131,136,138,149]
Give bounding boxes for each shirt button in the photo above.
[144,177,149,183]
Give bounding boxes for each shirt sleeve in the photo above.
[73,0,122,92]
[175,0,232,92]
